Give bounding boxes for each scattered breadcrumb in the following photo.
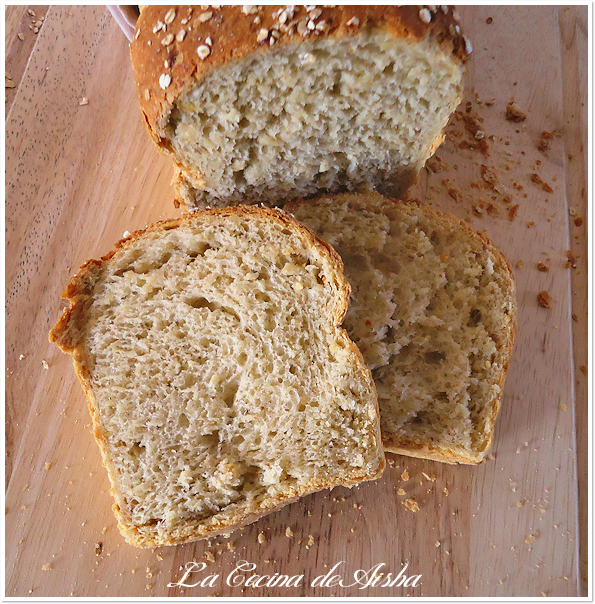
[574,216,583,227]
[146,584,152,590]
[45,462,51,470]
[426,155,450,173]
[443,487,449,496]
[537,131,553,153]
[531,174,554,193]
[397,488,406,496]
[79,97,89,106]
[565,250,577,268]
[435,540,441,547]
[401,470,410,481]
[403,498,419,513]
[102,526,107,534]
[572,313,578,322]
[486,16,493,24]
[508,205,519,221]
[421,472,436,482]
[506,102,527,122]
[537,263,549,272]
[537,291,551,308]
[42,360,49,370]
[580,365,587,376]
[285,526,294,538]
[525,533,536,544]
[257,532,265,544]
[204,551,215,563]
[19,354,25,360]
[515,260,523,268]
[306,534,315,549]
[42,563,51,571]
[95,542,103,555]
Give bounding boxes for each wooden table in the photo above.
[5,5,588,597]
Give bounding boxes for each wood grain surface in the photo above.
[5,5,588,598]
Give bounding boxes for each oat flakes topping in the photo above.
[346,16,360,26]
[242,5,259,15]
[197,44,211,60]
[419,8,432,24]
[153,20,164,34]
[205,36,213,46]
[159,73,171,89]
[257,28,269,42]
[161,33,174,46]
[176,29,186,42]
[164,8,176,24]
[198,11,213,22]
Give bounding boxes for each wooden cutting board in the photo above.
[5,5,587,597]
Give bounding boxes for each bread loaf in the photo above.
[131,6,470,210]
[49,206,385,546]
[288,192,517,464]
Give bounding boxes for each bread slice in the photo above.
[49,206,385,547]
[288,192,517,465]
[131,6,470,210]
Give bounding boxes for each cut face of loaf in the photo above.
[288,193,517,465]
[131,6,468,210]
[49,207,385,547]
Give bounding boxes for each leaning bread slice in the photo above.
[288,192,517,465]
[49,206,385,547]
[131,5,470,210]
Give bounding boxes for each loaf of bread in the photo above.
[288,192,517,464]
[130,6,470,210]
[49,206,385,546]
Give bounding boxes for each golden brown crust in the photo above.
[49,204,385,547]
[285,193,517,466]
[130,5,470,148]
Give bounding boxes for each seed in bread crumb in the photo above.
[401,470,409,481]
[506,102,526,122]
[403,498,419,512]
[257,532,265,543]
[42,563,51,571]
[537,263,549,272]
[537,291,551,308]
[397,488,406,496]
[285,526,294,537]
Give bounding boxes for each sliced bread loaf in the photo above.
[288,192,517,464]
[131,6,470,210]
[49,206,385,546]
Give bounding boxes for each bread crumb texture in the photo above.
[132,6,466,209]
[49,207,384,547]
[290,192,517,464]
